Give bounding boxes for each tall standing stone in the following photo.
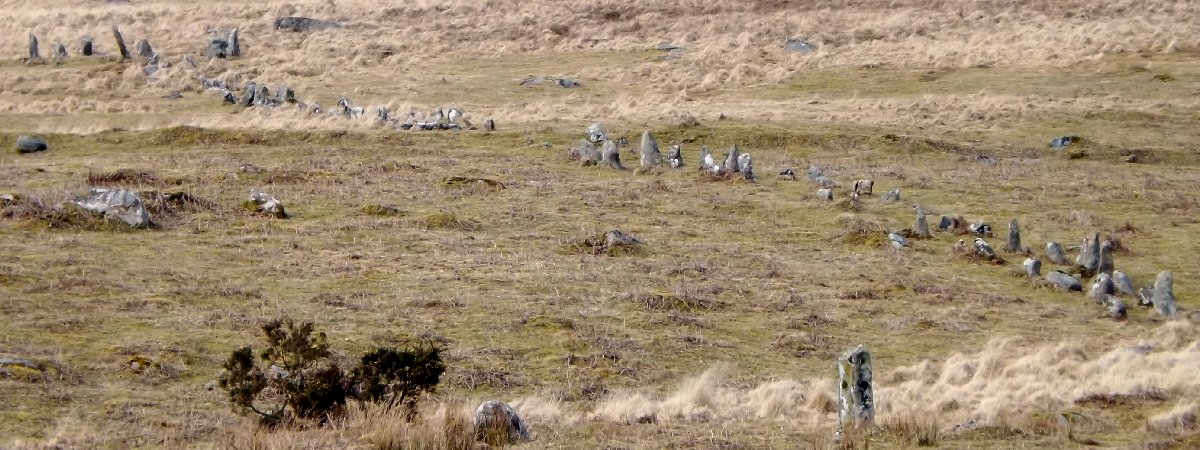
[639,130,662,168]
[667,145,683,168]
[1088,273,1115,304]
[914,211,931,238]
[54,43,68,64]
[1098,240,1115,276]
[1076,232,1100,273]
[1023,257,1042,278]
[1006,219,1022,252]
[112,26,130,60]
[1046,242,1068,265]
[838,345,874,433]
[80,37,93,56]
[601,140,625,170]
[738,153,755,181]
[1152,271,1177,318]
[722,145,740,174]
[28,33,40,60]
[1112,271,1136,296]
[228,28,241,57]
[135,39,154,58]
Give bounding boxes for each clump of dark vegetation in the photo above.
[420,211,479,230]
[441,176,506,190]
[218,318,445,428]
[0,194,125,231]
[560,229,646,256]
[87,168,159,185]
[362,204,405,217]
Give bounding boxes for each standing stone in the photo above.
[852,179,874,196]
[483,118,496,132]
[239,82,257,107]
[228,28,241,58]
[207,38,229,58]
[70,188,151,228]
[1088,273,1115,304]
[722,145,741,174]
[1112,271,1136,296]
[1098,240,1115,276]
[838,345,874,433]
[28,33,41,60]
[738,153,755,181]
[817,188,833,201]
[1046,242,1068,265]
[667,145,683,168]
[54,43,68,64]
[1023,257,1042,278]
[576,140,600,165]
[1046,270,1082,292]
[914,211,931,238]
[699,145,718,173]
[1152,271,1177,318]
[135,39,154,58]
[601,140,625,170]
[639,130,662,168]
[244,189,286,218]
[586,123,607,143]
[474,400,529,444]
[1005,219,1022,252]
[1138,287,1155,308]
[80,37,93,56]
[1076,232,1101,274]
[112,26,130,60]
[276,85,295,103]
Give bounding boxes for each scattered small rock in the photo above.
[243,189,286,218]
[70,188,151,228]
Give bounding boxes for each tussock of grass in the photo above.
[361,204,405,217]
[420,211,479,231]
[87,168,159,186]
[441,176,506,190]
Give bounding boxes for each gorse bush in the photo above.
[218,318,445,427]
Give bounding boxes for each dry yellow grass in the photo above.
[2,0,1200,448]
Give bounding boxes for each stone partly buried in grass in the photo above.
[15,135,49,154]
[243,189,287,218]
[562,229,646,256]
[70,188,151,228]
[441,176,506,190]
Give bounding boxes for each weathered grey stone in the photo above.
[28,33,40,60]
[135,39,154,58]
[1088,273,1115,304]
[1046,270,1082,292]
[555,78,580,88]
[54,43,68,64]
[228,28,240,58]
[1138,286,1155,308]
[914,211,931,238]
[1006,219,1022,252]
[889,232,910,249]
[586,123,606,143]
[814,176,836,188]
[15,135,48,153]
[881,189,900,204]
[1023,257,1042,278]
[974,237,996,261]
[1113,271,1136,296]
[852,179,873,196]
[70,188,150,228]
[938,215,955,232]
[738,153,755,181]
[601,140,625,170]
[605,230,643,247]
[375,107,391,122]
[1152,271,1177,318]
[80,37,93,56]
[207,38,229,58]
[276,85,295,104]
[112,26,130,60]
[1106,295,1127,320]
[968,220,992,237]
[1098,240,1114,276]
[221,89,236,104]
[274,16,340,32]
[667,145,683,168]
[245,189,286,218]
[639,130,662,168]
[1046,242,1069,265]
[474,400,529,444]
[817,188,833,201]
[807,164,823,180]
[1076,232,1101,274]
[722,145,741,174]
[483,118,496,132]
[837,345,874,433]
[699,145,719,173]
[576,140,600,165]
[239,82,257,107]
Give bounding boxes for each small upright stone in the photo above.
[244,189,287,218]
[699,146,718,173]
[1076,232,1101,274]
[1152,271,1177,318]
[1005,219,1022,252]
[1023,257,1042,278]
[28,33,40,61]
[276,85,295,104]
[135,39,154,58]
[639,130,662,169]
[575,140,600,165]
[1106,295,1127,320]
[852,179,874,196]
[722,145,741,174]
[1088,273,1115,304]
[1098,240,1115,276]
[817,188,833,201]
[738,153,755,181]
[1112,271,1136,296]
[667,145,683,168]
[80,37,93,56]
[914,211,931,238]
[228,28,241,57]
[1046,242,1069,265]
[54,43,68,64]
[601,140,625,170]
[586,123,607,143]
[483,118,496,132]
